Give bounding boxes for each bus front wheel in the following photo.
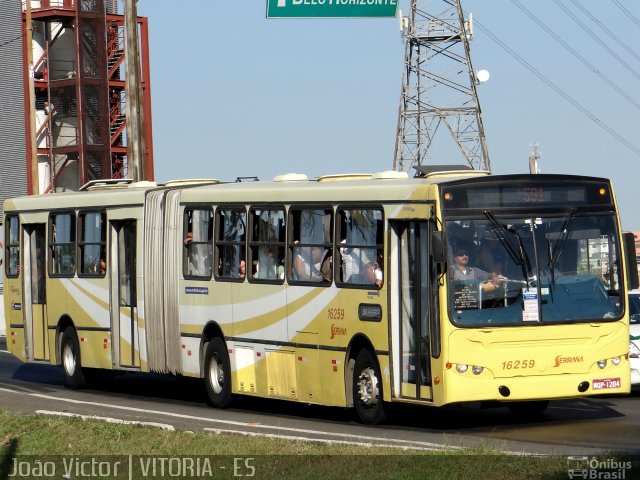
[204,337,232,408]
[61,326,86,389]
[352,349,386,425]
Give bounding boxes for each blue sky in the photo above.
[137,1,640,230]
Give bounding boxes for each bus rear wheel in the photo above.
[61,326,86,389]
[204,337,232,408]
[352,349,386,425]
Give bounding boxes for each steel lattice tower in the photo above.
[393,0,490,172]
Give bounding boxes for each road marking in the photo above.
[36,410,175,430]
[0,386,456,451]
[203,427,444,451]
[0,385,549,455]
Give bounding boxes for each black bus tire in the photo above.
[352,349,386,425]
[61,326,86,389]
[204,337,232,408]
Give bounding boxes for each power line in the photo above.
[554,0,640,80]
[473,19,640,158]
[612,0,640,31]
[509,0,640,112]
[566,0,640,65]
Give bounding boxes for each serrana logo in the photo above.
[330,324,347,339]
[554,355,584,367]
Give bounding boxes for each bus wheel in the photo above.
[507,400,549,418]
[61,326,86,389]
[352,349,386,425]
[204,337,232,408]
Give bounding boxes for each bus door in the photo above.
[390,221,433,401]
[109,221,139,368]
[22,224,48,361]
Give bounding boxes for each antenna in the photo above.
[529,142,541,174]
[393,0,491,173]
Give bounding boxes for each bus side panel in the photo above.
[76,330,113,369]
[5,277,26,362]
[303,287,389,407]
[61,278,113,369]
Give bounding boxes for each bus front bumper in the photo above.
[439,365,631,405]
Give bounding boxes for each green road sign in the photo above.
[266,0,398,18]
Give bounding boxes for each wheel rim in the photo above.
[356,366,379,407]
[208,353,224,394]
[63,342,76,376]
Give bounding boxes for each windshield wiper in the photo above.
[483,211,534,288]
[548,209,576,286]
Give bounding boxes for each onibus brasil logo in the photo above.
[567,456,632,479]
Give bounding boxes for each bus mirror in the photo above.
[432,230,447,265]
[623,232,639,290]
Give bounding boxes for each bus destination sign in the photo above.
[266,0,399,18]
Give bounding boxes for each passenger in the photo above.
[184,231,193,247]
[184,231,210,276]
[371,250,383,288]
[339,240,358,282]
[256,247,278,280]
[340,241,382,288]
[294,245,330,282]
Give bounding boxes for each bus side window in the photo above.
[183,208,213,279]
[78,211,106,276]
[48,212,76,276]
[215,208,246,280]
[5,216,20,277]
[249,207,285,282]
[336,208,383,288]
[288,207,333,284]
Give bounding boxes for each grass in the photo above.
[0,410,613,479]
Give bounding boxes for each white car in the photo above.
[629,290,640,387]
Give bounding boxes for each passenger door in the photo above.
[109,220,140,368]
[22,224,48,361]
[390,221,433,400]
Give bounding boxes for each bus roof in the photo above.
[2,171,612,214]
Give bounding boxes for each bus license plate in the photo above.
[592,378,621,390]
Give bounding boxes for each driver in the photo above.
[449,248,502,289]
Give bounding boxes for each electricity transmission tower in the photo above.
[393,0,491,173]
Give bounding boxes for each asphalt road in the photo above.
[0,338,638,456]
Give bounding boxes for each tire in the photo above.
[204,337,232,408]
[352,349,386,425]
[507,400,549,418]
[60,326,86,389]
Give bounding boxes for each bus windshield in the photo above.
[445,213,622,326]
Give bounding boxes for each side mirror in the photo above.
[623,232,639,290]
[431,230,447,265]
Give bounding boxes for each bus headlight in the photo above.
[611,356,622,366]
[472,365,484,375]
[456,364,468,373]
[597,359,607,369]
[630,342,640,359]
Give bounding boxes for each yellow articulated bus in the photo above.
[3,166,638,424]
